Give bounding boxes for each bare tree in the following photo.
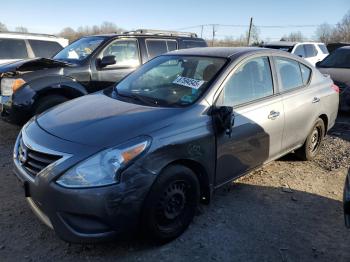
[315,23,334,43]
[334,10,350,42]
[281,31,304,42]
[58,27,77,42]
[15,26,28,33]
[0,22,7,32]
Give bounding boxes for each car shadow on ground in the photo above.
[2,182,350,262]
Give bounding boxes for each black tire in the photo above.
[141,165,200,242]
[295,118,325,161]
[35,95,68,115]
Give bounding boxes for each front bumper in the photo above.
[13,125,157,243]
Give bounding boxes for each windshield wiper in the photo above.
[116,90,161,106]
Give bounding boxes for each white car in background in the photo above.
[0,32,68,65]
[262,41,329,66]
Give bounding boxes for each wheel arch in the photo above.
[318,114,328,135]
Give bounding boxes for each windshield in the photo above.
[53,36,105,63]
[319,49,350,68]
[115,55,227,107]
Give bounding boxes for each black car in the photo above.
[316,46,350,111]
[0,29,207,125]
[13,47,338,243]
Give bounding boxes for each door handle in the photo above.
[312,97,320,103]
[268,110,280,120]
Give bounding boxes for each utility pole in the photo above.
[212,24,216,46]
[200,25,204,38]
[247,17,253,46]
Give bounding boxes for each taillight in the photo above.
[331,84,340,93]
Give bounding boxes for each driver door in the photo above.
[214,56,284,186]
[90,38,141,92]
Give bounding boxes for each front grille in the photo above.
[18,138,62,177]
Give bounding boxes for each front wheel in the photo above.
[295,118,325,161]
[141,165,200,242]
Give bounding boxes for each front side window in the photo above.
[222,56,274,106]
[28,40,63,58]
[102,39,140,67]
[304,44,318,57]
[294,45,306,57]
[146,39,178,59]
[0,38,28,59]
[275,57,304,91]
[116,55,226,107]
[53,36,105,63]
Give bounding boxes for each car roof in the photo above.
[263,41,325,46]
[166,47,273,58]
[339,46,350,50]
[87,33,205,41]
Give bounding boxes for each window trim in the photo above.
[96,37,141,70]
[214,55,277,108]
[145,38,178,59]
[273,56,313,94]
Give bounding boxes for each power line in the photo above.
[175,23,336,30]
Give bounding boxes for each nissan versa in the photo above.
[13,47,339,243]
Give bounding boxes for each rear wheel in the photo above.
[295,118,325,161]
[141,165,200,242]
[35,95,68,115]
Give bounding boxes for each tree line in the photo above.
[0,10,349,45]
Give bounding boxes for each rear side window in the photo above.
[222,56,274,106]
[28,40,63,58]
[146,39,178,59]
[304,44,318,57]
[300,64,311,85]
[0,38,28,59]
[183,40,207,49]
[275,57,310,91]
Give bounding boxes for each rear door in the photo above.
[274,56,318,152]
[214,55,284,186]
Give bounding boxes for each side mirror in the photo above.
[211,106,234,137]
[99,55,116,68]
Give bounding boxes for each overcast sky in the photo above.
[1,0,349,40]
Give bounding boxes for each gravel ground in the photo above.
[0,114,349,262]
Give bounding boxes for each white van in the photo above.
[0,32,68,65]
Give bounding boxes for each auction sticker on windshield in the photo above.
[173,76,205,90]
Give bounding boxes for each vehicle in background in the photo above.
[0,32,68,65]
[0,29,207,125]
[327,42,350,54]
[316,46,350,111]
[12,47,339,243]
[261,41,329,66]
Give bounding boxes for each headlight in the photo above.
[56,137,151,188]
[0,78,26,96]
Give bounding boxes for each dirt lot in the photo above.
[0,114,349,262]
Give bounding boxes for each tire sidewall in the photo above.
[142,165,200,241]
[305,119,325,159]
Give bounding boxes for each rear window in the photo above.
[318,44,329,54]
[320,49,350,68]
[28,40,63,58]
[146,39,178,59]
[0,38,28,59]
[183,40,207,49]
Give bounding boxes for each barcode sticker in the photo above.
[173,76,205,90]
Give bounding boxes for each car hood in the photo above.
[0,58,70,74]
[36,92,182,147]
